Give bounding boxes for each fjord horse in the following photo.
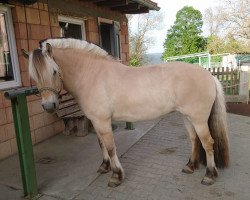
[22,38,229,187]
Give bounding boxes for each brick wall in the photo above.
[84,17,130,65]
[85,17,100,45]
[0,0,130,160]
[120,22,130,65]
[49,0,130,64]
[0,1,64,161]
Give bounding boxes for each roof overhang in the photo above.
[83,0,160,14]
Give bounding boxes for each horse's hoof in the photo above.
[182,165,194,174]
[108,178,122,187]
[97,166,110,174]
[201,176,215,185]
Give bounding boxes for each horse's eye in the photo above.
[53,70,57,75]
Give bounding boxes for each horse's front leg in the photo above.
[92,118,124,187]
[97,136,111,174]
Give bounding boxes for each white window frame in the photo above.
[0,5,21,90]
[58,15,86,40]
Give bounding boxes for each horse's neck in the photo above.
[53,49,86,95]
[53,48,112,98]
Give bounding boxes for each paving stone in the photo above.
[77,112,250,200]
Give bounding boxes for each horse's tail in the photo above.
[207,77,230,168]
[196,77,229,168]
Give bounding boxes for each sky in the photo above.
[143,0,221,54]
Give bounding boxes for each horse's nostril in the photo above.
[42,104,46,110]
[53,102,56,109]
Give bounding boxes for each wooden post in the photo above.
[239,71,249,102]
[226,67,229,95]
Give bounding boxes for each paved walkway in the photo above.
[1,112,250,200]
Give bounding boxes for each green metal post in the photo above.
[126,122,134,130]
[11,93,38,199]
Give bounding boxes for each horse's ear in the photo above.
[46,43,52,57]
[21,49,29,59]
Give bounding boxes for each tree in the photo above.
[205,0,250,40]
[162,6,206,60]
[128,12,163,66]
[219,0,250,40]
[206,35,225,54]
[207,35,249,54]
[204,0,250,54]
[204,8,225,36]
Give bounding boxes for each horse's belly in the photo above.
[112,103,174,122]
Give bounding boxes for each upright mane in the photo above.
[40,38,113,60]
[30,38,115,83]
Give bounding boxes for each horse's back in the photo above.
[159,62,211,77]
[108,62,216,122]
[160,62,216,121]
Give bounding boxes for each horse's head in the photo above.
[22,43,63,113]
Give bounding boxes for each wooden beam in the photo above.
[80,0,159,13]
[96,0,128,7]
[123,6,149,14]
[49,0,128,22]
[111,3,140,11]
[132,0,160,11]
[81,0,105,2]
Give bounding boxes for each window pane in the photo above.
[100,23,112,55]
[59,22,82,40]
[0,13,14,83]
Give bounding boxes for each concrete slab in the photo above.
[73,112,250,200]
[0,184,23,200]
[0,119,159,200]
[1,112,250,200]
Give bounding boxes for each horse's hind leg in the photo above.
[92,119,124,187]
[182,117,200,174]
[97,136,111,174]
[193,122,218,185]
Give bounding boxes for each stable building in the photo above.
[0,0,159,160]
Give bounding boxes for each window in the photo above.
[0,6,21,90]
[58,16,86,40]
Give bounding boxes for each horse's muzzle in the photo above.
[42,102,57,113]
